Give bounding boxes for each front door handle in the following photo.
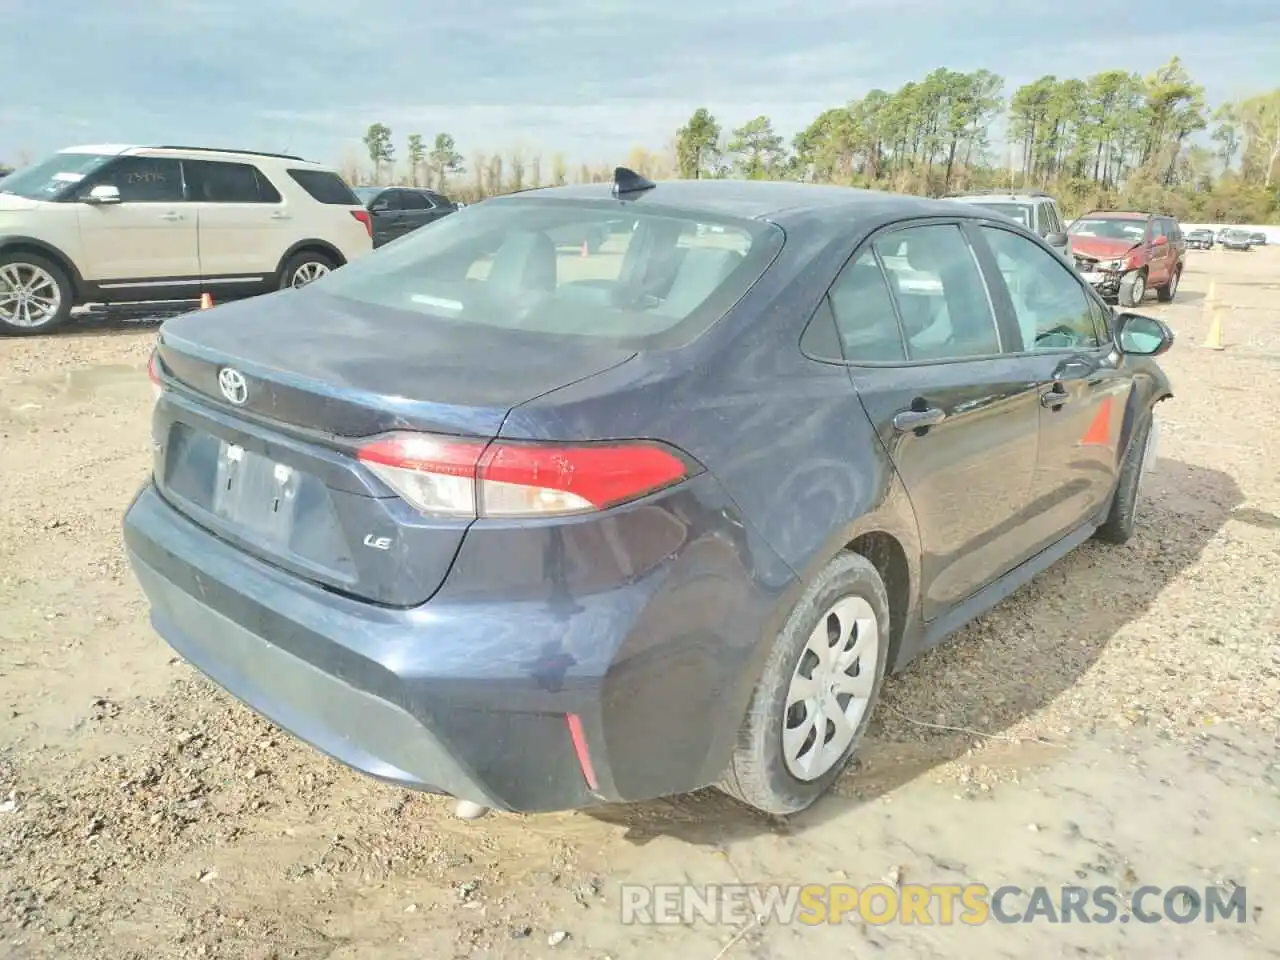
[893,407,946,432]
[159,211,183,221]
[270,211,292,220]
[1041,387,1071,409]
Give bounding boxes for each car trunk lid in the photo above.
[151,290,635,606]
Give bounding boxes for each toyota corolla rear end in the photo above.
[123,193,789,812]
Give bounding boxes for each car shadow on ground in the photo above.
[585,457,1248,846]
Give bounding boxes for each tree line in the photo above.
[350,57,1280,224]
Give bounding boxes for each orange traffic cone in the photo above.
[199,293,214,310]
[580,239,589,257]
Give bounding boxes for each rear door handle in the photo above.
[160,211,183,221]
[1041,388,1071,408]
[270,211,292,220]
[893,407,946,432]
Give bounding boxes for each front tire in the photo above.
[0,252,74,336]
[719,552,891,815]
[1095,414,1155,545]
[1118,269,1146,308]
[279,251,336,291]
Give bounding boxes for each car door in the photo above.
[973,223,1129,551]
[836,222,1043,621]
[1146,218,1172,286]
[368,189,413,247]
[73,156,199,299]
[397,190,440,235]
[184,158,291,299]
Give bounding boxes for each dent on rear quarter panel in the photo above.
[498,215,924,751]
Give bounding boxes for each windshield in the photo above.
[972,202,1031,228]
[352,187,380,205]
[310,198,784,347]
[1067,218,1147,242]
[1226,230,1252,240]
[0,152,115,201]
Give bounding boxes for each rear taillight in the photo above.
[355,432,693,518]
[147,347,163,401]
[350,209,373,238]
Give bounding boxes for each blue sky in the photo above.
[2,0,1277,170]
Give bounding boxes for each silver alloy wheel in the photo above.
[290,261,330,287]
[0,262,62,329]
[783,595,879,781]
[1129,272,1146,304]
[1136,416,1159,511]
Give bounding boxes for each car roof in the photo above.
[489,179,969,226]
[949,194,1039,203]
[58,144,326,167]
[1079,211,1159,220]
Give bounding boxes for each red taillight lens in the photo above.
[147,348,163,401]
[355,432,692,518]
[350,209,373,238]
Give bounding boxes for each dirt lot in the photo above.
[2,250,1279,959]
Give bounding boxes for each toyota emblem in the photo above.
[218,367,249,406]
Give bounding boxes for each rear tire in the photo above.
[1156,267,1180,303]
[719,552,891,816]
[0,252,74,336]
[279,250,336,291]
[1095,414,1154,545]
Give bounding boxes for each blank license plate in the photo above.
[211,441,301,542]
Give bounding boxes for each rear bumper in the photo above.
[123,479,794,812]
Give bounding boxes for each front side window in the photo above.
[981,226,1099,351]
[873,224,1001,361]
[311,198,783,346]
[0,152,115,201]
[82,157,184,203]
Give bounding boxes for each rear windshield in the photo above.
[1068,218,1147,241]
[971,202,1031,228]
[287,168,361,205]
[312,198,784,346]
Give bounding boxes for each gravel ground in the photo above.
[1,252,1278,959]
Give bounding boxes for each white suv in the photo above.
[0,145,374,335]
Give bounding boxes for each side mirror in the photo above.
[1045,231,1069,247]
[1114,312,1174,358]
[84,184,121,205]
[1151,234,1168,247]
[370,200,390,213]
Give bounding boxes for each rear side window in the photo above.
[873,224,1001,361]
[286,168,361,205]
[826,250,906,362]
[312,198,783,347]
[184,159,282,203]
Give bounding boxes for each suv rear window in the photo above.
[286,169,361,205]
[312,198,783,347]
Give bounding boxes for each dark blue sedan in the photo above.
[124,172,1174,817]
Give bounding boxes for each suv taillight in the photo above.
[356,432,694,518]
[147,347,164,401]
[350,209,373,238]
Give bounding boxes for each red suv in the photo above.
[1066,211,1185,307]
